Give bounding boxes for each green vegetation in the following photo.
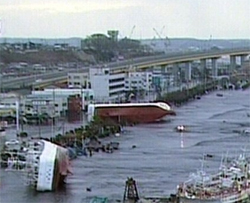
[83,31,152,62]
[51,115,121,145]
[241,81,250,90]
[159,81,218,106]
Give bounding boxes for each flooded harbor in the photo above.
[1,88,250,203]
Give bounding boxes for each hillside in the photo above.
[0,50,96,65]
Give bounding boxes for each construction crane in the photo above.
[128,25,136,39]
[153,27,171,52]
[160,25,165,36]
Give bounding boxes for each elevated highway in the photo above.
[1,47,250,90]
[1,71,69,90]
[109,47,250,72]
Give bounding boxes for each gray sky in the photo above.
[0,0,250,39]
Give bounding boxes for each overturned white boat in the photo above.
[2,139,72,192]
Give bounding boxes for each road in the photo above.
[0,68,87,89]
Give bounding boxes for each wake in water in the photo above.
[209,108,248,120]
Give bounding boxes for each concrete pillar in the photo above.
[172,63,179,87]
[161,65,166,73]
[229,55,236,74]
[200,59,206,82]
[240,55,248,68]
[211,58,218,77]
[200,59,206,73]
[185,62,192,82]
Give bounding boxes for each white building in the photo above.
[124,71,153,92]
[25,88,94,116]
[0,93,20,117]
[25,95,66,117]
[151,66,175,91]
[0,93,19,109]
[89,67,126,103]
[67,72,90,88]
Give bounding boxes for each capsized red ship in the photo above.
[87,102,176,123]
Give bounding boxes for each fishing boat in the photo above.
[177,154,250,203]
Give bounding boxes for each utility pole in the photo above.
[0,69,3,93]
[19,95,24,132]
[15,100,20,137]
[80,85,83,124]
[38,113,41,137]
[51,87,55,139]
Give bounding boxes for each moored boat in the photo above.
[177,153,250,203]
[87,102,175,124]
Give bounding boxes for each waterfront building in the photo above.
[67,72,90,88]
[69,66,184,103]
[0,93,25,114]
[89,67,126,103]
[0,93,20,109]
[151,66,174,92]
[24,94,67,117]
[124,71,153,93]
[25,88,94,117]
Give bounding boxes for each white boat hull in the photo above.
[27,140,71,192]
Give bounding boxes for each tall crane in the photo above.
[118,25,135,40]
[129,25,136,39]
[153,27,171,53]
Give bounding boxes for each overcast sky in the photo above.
[0,0,250,39]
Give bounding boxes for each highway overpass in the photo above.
[1,71,68,90]
[1,47,250,90]
[0,68,88,91]
[108,47,250,72]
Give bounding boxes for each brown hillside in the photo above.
[0,50,96,64]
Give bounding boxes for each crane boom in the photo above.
[129,25,136,39]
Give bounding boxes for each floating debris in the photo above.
[216,93,223,97]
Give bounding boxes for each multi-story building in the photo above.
[0,93,20,118]
[24,94,67,117]
[25,88,94,117]
[124,71,153,92]
[89,67,126,103]
[67,72,90,88]
[151,66,174,92]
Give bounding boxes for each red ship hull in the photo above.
[94,104,175,124]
